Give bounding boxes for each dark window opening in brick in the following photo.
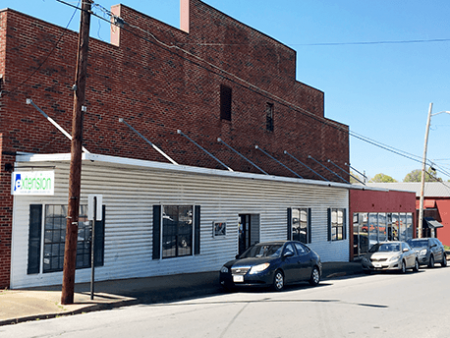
[220,85,232,121]
[266,102,274,131]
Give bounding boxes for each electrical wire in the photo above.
[176,38,450,47]
[291,38,450,46]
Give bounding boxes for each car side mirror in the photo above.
[235,254,240,259]
[403,248,409,253]
[284,251,294,258]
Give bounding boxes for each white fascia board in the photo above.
[15,152,377,191]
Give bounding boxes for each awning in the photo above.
[424,218,444,229]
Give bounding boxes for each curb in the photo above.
[0,298,140,327]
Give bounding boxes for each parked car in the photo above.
[361,241,419,274]
[407,238,447,268]
[219,240,321,291]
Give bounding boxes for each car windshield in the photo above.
[240,244,283,258]
[408,240,428,248]
[369,243,400,253]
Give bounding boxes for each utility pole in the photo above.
[61,0,92,305]
[418,103,433,239]
[418,104,450,239]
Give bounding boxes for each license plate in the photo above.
[374,263,382,268]
[233,275,244,283]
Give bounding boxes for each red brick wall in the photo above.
[0,136,14,289]
[1,1,348,180]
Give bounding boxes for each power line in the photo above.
[290,38,450,46]
[176,38,450,47]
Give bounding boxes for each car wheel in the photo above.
[273,270,284,291]
[363,270,372,275]
[413,259,420,272]
[401,260,406,274]
[428,255,435,268]
[442,254,447,267]
[309,266,320,286]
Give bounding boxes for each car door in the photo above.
[281,243,298,283]
[402,242,414,268]
[431,239,443,262]
[294,242,313,280]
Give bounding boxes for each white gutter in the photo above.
[15,152,384,192]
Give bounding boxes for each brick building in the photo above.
[1,1,351,289]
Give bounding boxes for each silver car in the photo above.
[407,238,447,268]
[361,241,419,274]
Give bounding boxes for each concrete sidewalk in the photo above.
[0,261,363,326]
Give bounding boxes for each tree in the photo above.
[403,168,442,182]
[369,173,397,183]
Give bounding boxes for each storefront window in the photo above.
[399,213,407,242]
[406,214,413,239]
[368,213,378,251]
[359,213,369,255]
[391,213,399,241]
[353,212,413,259]
[378,213,387,242]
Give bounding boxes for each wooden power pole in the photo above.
[61,0,92,305]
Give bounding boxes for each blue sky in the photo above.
[3,0,450,182]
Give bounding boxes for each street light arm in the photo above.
[431,110,450,117]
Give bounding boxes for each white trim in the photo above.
[15,152,386,192]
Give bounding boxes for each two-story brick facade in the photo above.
[1,0,352,289]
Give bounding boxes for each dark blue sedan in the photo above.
[219,240,322,291]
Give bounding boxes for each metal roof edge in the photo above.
[15,152,372,191]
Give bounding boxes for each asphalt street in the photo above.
[1,265,449,338]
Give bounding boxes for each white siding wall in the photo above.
[11,161,349,288]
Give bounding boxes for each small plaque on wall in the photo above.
[213,221,226,236]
